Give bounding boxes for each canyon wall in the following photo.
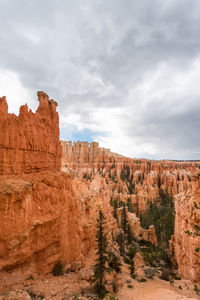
[62,141,200,282]
[0,94,118,285]
[61,141,200,214]
[0,91,61,175]
[172,175,200,282]
[0,94,199,286]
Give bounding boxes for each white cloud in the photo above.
[0,70,34,114]
[0,0,200,159]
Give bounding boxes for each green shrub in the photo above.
[160,268,170,281]
[144,268,156,279]
[52,260,64,276]
[138,278,147,282]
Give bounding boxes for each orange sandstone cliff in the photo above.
[61,141,200,282]
[172,175,200,282]
[0,91,61,175]
[0,93,116,285]
[0,93,199,288]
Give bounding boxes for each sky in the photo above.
[0,0,200,160]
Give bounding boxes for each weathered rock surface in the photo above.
[0,95,118,284]
[62,141,200,283]
[0,92,61,175]
[0,92,200,289]
[172,175,200,282]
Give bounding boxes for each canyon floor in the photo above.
[0,272,199,300]
[1,256,199,300]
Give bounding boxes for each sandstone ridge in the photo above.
[62,141,200,282]
[0,91,61,175]
[0,94,118,284]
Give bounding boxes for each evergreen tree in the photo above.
[116,230,125,257]
[126,246,137,275]
[92,210,109,299]
[127,223,133,244]
[121,202,127,233]
[157,175,161,188]
[127,197,133,213]
[113,199,118,220]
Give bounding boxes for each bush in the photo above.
[160,268,170,281]
[137,278,147,282]
[52,260,64,276]
[144,268,156,279]
[170,273,181,280]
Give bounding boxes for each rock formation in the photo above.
[172,175,200,282]
[0,95,200,288]
[0,94,118,284]
[62,141,200,283]
[0,91,61,175]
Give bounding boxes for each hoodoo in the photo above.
[0,91,61,175]
[0,93,117,283]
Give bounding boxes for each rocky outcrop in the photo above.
[0,96,119,282]
[0,92,61,175]
[0,172,80,275]
[172,175,200,282]
[0,93,199,287]
[127,212,158,245]
[61,140,128,173]
[0,171,118,285]
[62,140,200,283]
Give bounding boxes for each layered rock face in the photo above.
[62,141,200,214]
[172,175,200,282]
[0,93,66,279]
[0,96,118,283]
[0,91,61,175]
[61,140,127,171]
[0,95,199,286]
[62,141,200,282]
[0,172,81,274]
[0,171,117,279]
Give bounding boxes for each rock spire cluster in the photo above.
[0,91,61,175]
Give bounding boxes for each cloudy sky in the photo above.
[0,0,200,160]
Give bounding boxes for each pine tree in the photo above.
[126,246,137,275]
[121,202,127,233]
[92,210,109,299]
[116,230,125,257]
[127,223,133,244]
[113,199,118,220]
[127,197,133,212]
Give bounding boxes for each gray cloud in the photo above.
[0,0,200,159]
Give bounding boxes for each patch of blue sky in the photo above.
[60,127,105,143]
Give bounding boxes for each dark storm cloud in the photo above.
[0,0,200,159]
